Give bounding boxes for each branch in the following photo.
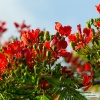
[23,80,100,90]
[78,80,100,88]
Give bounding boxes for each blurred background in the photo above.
[0,0,100,42]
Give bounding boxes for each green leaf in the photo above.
[58,87,87,100]
[35,95,49,100]
[43,76,61,87]
[95,68,100,77]
[0,93,3,100]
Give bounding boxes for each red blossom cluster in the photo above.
[0,22,74,88]
[68,24,93,50]
[81,62,93,91]
[14,21,30,35]
[0,20,94,91]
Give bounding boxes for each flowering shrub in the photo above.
[0,4,100,100]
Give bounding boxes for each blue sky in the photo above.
[0,0,100,41]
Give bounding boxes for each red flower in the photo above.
[72,56,80,65]
[76,67,84,72]
[44,41,50,49]
[81,71,93,91]
[40,79,49,90]
[21,48,30,58]
[21,21,28,29]
[59,50,71,57]
[14,22,19,28]
[83,28,90,36]
[52,51,59,60]
[82,74,91,86]
[0,21,7,34]
[77,24,82,33]
[62,26,72,36]
[84,62,91,71]
[52,35,58,45]
[58,40,67,49]
[21,29,40,45]
[83,72,93,91]
[1,22,6,26]
[0,27,7,33]
[62,66,73,77]
[75,42,85,50]
[14,21,30,34]
[21,32,29,45]
[65,52,72,63]
[0,76,2,81]
[94,21,100,27]
[55,22,62,32]
[83,83,92,91]
[31,29,39,41]
[68,34,77,43]
[95,4,100,14]
[3,41,24,58]
[62,66,67,75]
[83,28,93,43]
[55,22,72,36]
[69,26,93,50]
[0,53,8,74]
[25,49,36,70]
[77,24,82,40]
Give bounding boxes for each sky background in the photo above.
[0,0,100,42]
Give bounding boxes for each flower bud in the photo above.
[39,36,43,42]
[24,72,26,76]
[20,64,25,69]
[25,66,28,72]
[86,22,91,28]
[92,29,95,36]
[87,55,91,60]
[20,76,25,83]
[28,46,32,49]
[95,40,99,45]
[70,42,75,50]
[14,68,20,77]
[32,76,35,83]
[43,59,48,67]
[39,31,44,36]
[52,45,57,51]
[76,32,79,40]
[45,31,49,36]
[44,31,50,40]
[46,50,51,58]
[51,60,55,66]
[8,62,11,68]
[50,35,54,40]
[97,18,100,21]
[97,51,100,56]
[33,44,36,50]
[56,32,59,36]
[43,46,46,51]
[61,37,65,40]
[90,18,94,24]
[38,45,41,50]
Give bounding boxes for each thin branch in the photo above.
[23,80,100,90]
[78,80,100,88]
